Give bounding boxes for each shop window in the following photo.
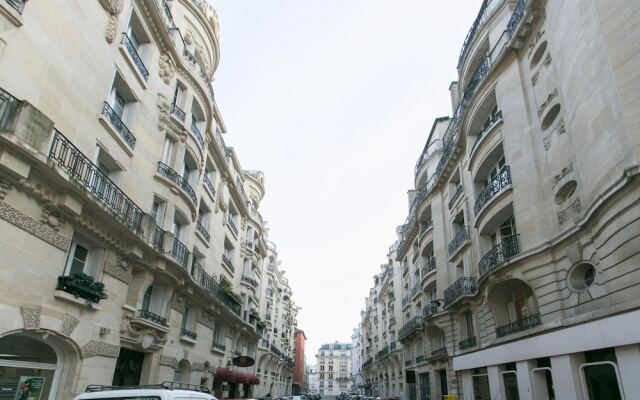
[580,348,623,400]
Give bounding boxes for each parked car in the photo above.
[73,382,215,400]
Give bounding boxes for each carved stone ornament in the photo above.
[120,317,168,349]
[59,314,80,337]
[527,29,546,58]
[543,53,552,67]
[538,89,558,117]
[557,198,582,225]
[103,0,124,44]
[104,255,133,283]
[0,179,12,200]
[0,201,71,250]
[160,356,179,369]
[184,30,194,46]
[531,71,539,86]
[40,205,65,232]
[80,340,120,358]
[552,162,574,189]
[157,93,170,133]
[158,53,176,85]
[21,304,41,330]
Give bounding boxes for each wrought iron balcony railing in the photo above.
[496,313,541,338]
[419,219,433,242]
[139,309,168,326]
[199,271,241,315]
[203,174,216,196]
[457,0,495,69]
[170,103,186,121]
[401,295,411,308]
[398,317,422,341]
[57,273,108,303]
[479,234,520,277]
[196,221,210,242]
[444,276,476,306]
[448,226,471,256]
[411,283,421,298]
[470,110,503,154]
[422,304,438,319]
[415,355,425,364]
[448,185,464,209]
[431,347,447,357]
[102,101,136,149]
[171,237,189,268]
[157,162,197,205]
[49,131,144,233]
[0,87,20,130]
[212,341,226,351]
[121,33,149,80]
[152,225,165,250]
[181,328,197,340]
[227,215,238,236]
[421,257,436,278]
[242,275,259,289]
[458,336,477,350]
[222,254,235,273]
[4,0,26,13]
[190,120,205,147]
[474,166,512,215]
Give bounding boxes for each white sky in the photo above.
[212,1,480,359]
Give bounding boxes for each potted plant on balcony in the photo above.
[57,272,108,303]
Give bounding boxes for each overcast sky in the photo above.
[212,1,480,360]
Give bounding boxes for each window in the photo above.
[173,82,186,108]
[64,237,103,278]
[182,150,198,186]
[108,73,137,126]
[150,197,166,225]
[161,137,175,165]
[483,155,506,188]
[213,323,224,344]
[491,217,517,247]
[142,285,153,311]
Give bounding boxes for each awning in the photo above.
[214,368,237,383]
[235,372,250,384]
[248,374,260,385]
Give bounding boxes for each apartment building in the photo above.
[0,1,299,399]
[351,326,364,393]
[293,329,307,394]
[357,0,640,399]
[316,342,353,396]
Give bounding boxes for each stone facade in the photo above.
[0,1,298,399]
[316,342,353,396]
[356,0,640,399]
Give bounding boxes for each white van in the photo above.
[72,382,217,400]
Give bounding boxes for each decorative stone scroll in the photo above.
[158,53,176,85]
[557,198,582,225]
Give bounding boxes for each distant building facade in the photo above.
[293,329,307,394]
[307,364,318,394]
[351,326,364,393]
[316,342,353,395]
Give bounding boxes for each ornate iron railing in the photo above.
[419,219,433,241]
[479,234,520,276]
[121,32,149,80]
[227,215,238,235]
[170,103,185,121]
[212,341,226,351]
[203,174,216,196]
[199,271,241,315]
[506,0,527,37]
[157,162,197,205]
[471,110,503,154]
[458,336,477,350]
[242,275,259,289]
[402,295,411,308]
[5,0,26,14]
[153,225,165,250]
[411,283,421,298]
[421,257,436,278]
[458,0,493,69]
[415,355,425,364]
[0,87,20,129]
[474,166,512,215]
[496,313,541,337]
[196,221,210,242]
[101,101,136,149]
[422,304,438,319]
[57,273,108,303]
[190,120,205,147]
[431,347,447,357]
[181,328,197,340]
[448,226,471,256]
[139,309,168,326]
[398,317,422,341]
[222,254,235,273]
[444,276,476,306]
[49,131,144,233]
[448,185,464,209]
[171,237,189,268]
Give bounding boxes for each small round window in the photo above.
[568,263,597,291]
[541,104,561,131]
[530,41,547,70]
[555,180,577,205]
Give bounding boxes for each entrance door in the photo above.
[112,348,144,385]
[419,373,430,400]
[437,370,447,397]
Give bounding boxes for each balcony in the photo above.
[170,103,186,121]
[152,225,165,250]
[415,355,425,364]
[121,32,149,80]
[422,304,438,320]
[4,0,26,14]
[458,336,477,350]
[199,271,241,316]
[474,166,512,216]
[479,234,520,277]
[190,120,205,148]
[390,341,397,351]
[401,295,411,309]
[496,313,541,338]
[448,226,471,257]
[139,309,168,326]
[227,215,238,236]
[411,283,421,299]
[470,110,503,155]
[398,317,422,341]
[245,240,255,251]
[420,257,436,279]
[457,0,498,70]
[49,131,144,233]
[222,254,235,273]
[212,341,226,351]
[403,264,409,276]
[444,276,476,306]
[242,275,259,289]
[157,162,197,205]
[389,316,396,326]
[101,101,136,150]
[56,273,108,304]
[203,175,216,197]
[181,328,197,340]
[448,185,464,209]
[431,347,447,357]
[171,237,189,268]
[418,219,433,243]
[196,221,210,242]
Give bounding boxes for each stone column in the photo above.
[487,365,503,400]
[459,370,474,400]
[615,345,640,398]
[515,360,536,400]
[549,354,585,400]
